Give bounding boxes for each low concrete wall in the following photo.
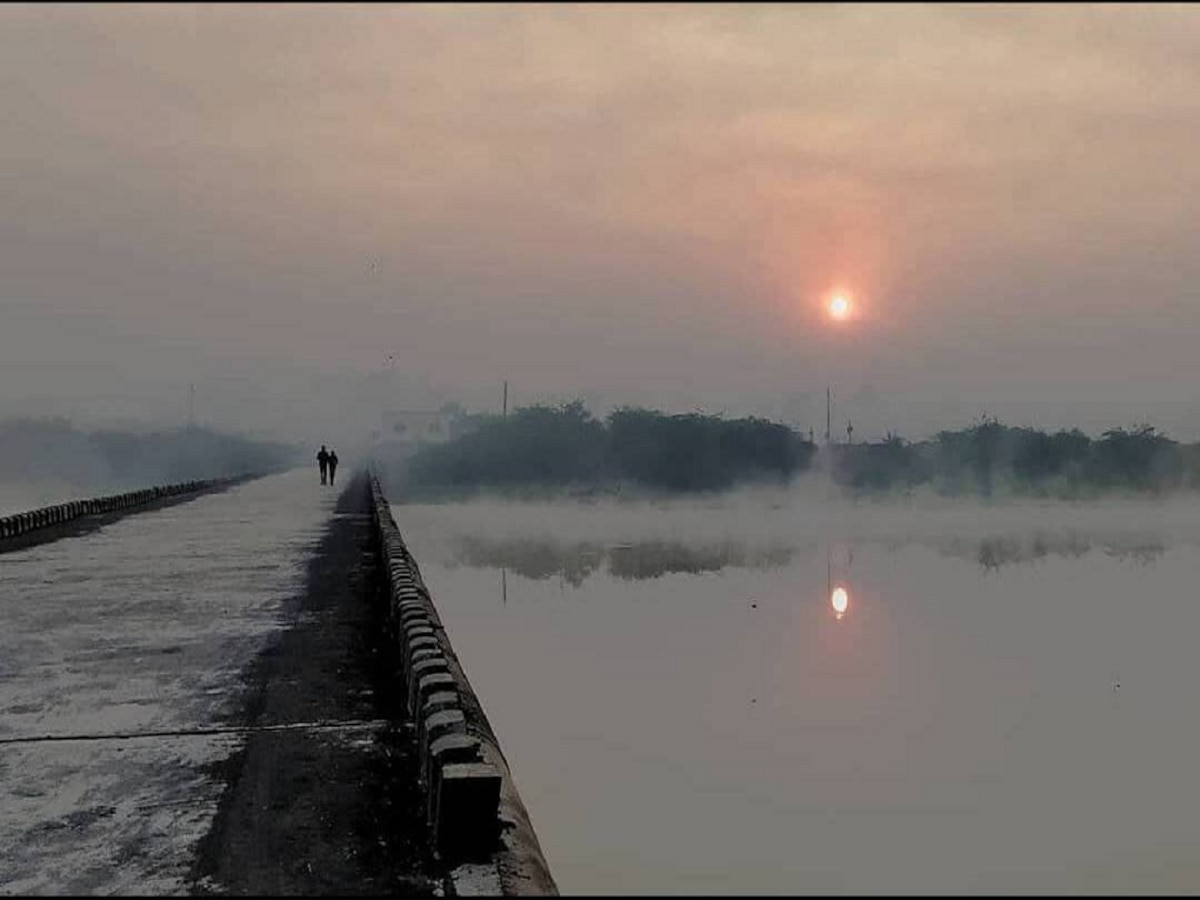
[0,475,259,545]
[366,473,558,896]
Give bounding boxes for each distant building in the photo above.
[382,408,455,446]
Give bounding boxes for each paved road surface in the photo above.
[0,469,436,894]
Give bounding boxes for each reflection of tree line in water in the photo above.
[449,536,799,587]
[940,531,1167,572]
[448,530,1170,586]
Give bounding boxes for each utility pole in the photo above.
[825,386,831,445]
[502,381,508,418]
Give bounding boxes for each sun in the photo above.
[828,293,851,320]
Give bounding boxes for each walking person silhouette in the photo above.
[316,445,330,485]
[328,449,339,486]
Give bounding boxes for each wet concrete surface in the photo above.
[0,469,436,893]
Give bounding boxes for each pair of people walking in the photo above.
[316,445,339,486]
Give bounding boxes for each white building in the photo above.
[381,408,454,446]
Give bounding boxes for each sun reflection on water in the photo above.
[831,585,849,619]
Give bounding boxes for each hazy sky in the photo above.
[4,3,1200,442]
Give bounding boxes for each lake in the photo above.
[390,489,1200,894]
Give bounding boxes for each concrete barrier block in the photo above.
[401,620,434,644]
[403,621,435,642]
[425,733,483,814]
[394,599,426,623]
[395,595,425,612]
[406,645,447,678]
[407,656,449,707]
[406,634,439,666]
[399,607,431,628]
[409,646,443,668]
[418,689,463,749]
[420,707,468,773]
[402,626,437,666]
[422,689,460,718]
[411,671,457,721]
[433,762,502,859]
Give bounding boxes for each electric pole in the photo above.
[503,381,508,418]
[825,386,831,445]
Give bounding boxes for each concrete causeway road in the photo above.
[0,469,439,894]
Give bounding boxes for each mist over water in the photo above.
[392,485,1200,893]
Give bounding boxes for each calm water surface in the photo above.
[392,493,1200,894]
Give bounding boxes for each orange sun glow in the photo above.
[828,294,851,320]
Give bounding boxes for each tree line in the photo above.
[397,403,1200,498]
[834,417,1200,496]
[402,401,813,495]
